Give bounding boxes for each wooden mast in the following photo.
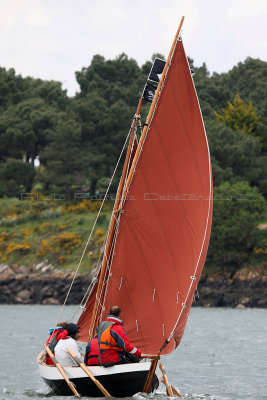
[118,16,185,211]
[88,98,143,339]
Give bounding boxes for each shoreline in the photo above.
[1,265,266,307]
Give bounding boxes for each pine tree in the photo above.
[214,93,261,135]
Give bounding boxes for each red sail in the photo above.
[79,39,212,354]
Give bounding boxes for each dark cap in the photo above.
[66,323,80,336]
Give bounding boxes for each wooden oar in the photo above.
[159,362,173,397]
[66,348,110,397]
[143,353,160,393]
[44,345,80,397]
[170,385,182,397]
[159,363,182,397]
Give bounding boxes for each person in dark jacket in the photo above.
[97,305,142,367]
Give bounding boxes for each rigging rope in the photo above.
[67,115,140,327]
[55,126,133,326]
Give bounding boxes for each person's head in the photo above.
[58,322,69,330]
[66,323,80,340]
[109,305,121,318]
[48,321,69,335]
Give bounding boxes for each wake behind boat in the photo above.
[38,16,212,397]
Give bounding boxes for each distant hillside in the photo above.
[0,197,110,273]
[0,55,266,270]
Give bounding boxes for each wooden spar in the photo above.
[143,353,160,393]
[89,98,143,339]
[140,355,156,359]
[159,362,174,397]
[44,346,81,397]
[159,363,182,397]
[115,17,185,210]
[66,348,111,397]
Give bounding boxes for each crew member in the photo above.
[45,322,68,365]
[84,337,99,366]
[97,305,142,367]
[54,323,83,366]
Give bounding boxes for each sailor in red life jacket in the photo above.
[45,322,68,365]
[84,337,99,366]
[97,305,142,367]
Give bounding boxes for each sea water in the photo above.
[0,305,266,400]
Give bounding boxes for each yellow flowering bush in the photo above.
[6,242,31,255]
[57,223,67,231]
[254,243,267,255]
[0,232,16,242]
[20,228,32,237]
[51,233,82,254]
[5,213,20,221]
[38,239,52,257]
[62,199,107,214]
[95,228,106,246]
[38,232,82,257]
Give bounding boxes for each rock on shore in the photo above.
[0,263,90,305]
[195,272,267,308]
[0,263,266,307]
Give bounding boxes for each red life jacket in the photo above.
[45,329,68,365]
[86,338,99,366]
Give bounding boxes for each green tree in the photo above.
[208,181,266,267]
[39,116,87,195]
[74,53,149,194]
[0,98,57,164]
[214,93,261,135]
[207,121,267,195]
[0,159,35,196]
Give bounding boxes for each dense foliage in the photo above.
[0,54,266,269]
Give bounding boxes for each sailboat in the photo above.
[37,17,213,397]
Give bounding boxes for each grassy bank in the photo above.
[0,197,266,277]
[0,197,111,274]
